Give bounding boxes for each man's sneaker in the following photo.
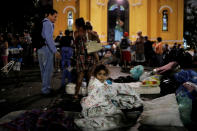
[41,89,56,97]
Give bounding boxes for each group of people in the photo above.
[0,32,32,72]
[1,7,197,130]
[107,30,194,72]
[1,7,196,100]
[37,8,101,100]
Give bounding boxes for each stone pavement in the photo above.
[0,66,62,118]
[0,65,135,118]
[0,64,195,118]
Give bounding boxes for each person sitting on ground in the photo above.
[75,64,142,129]
[101,49,113,65]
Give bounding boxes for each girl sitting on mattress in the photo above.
[75,64,142,130]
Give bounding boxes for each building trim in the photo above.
[132,0,142,7]
[57,0,72,2]
[63,6,77,14]
[159,5,173,13]
[150,38,183,43]
[96,0,105,6]
[99,35,106,38]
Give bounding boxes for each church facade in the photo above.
[53,0,184,45]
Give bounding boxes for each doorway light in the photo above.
[117,0,123,4]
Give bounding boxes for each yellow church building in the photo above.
[53,0,184,45]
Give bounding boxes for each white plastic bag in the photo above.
[138,94,183,127]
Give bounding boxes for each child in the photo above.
[80,64,118,117]
[59,29,74,90]
[75,64,142,130]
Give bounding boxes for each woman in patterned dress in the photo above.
[73,18,100,99]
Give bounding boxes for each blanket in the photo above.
[75,78,142,130]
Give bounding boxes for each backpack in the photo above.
[120,38,129,49]
[31,20,47,50]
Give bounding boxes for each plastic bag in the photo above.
[141,75,161,87]
[176,86,192,125]
[139,71,152,81]
[130,65,144,80]
[160,76,180,96]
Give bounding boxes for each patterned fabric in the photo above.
[0,108,79,131]
[135,36,144,54]
[81,78,119,116]
[74,36,95,73]
[75,77,142,130]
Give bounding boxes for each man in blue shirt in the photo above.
[37,8,60,95]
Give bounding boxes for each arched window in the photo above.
[162,10,168,31]
[67,11,73,30]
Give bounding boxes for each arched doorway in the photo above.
[107,0,129,43]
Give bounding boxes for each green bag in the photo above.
[130,65,144,80]
[176,87,192,125]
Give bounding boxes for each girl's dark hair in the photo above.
[75,17,86,30]
[86,25,93,30]
[85,21,93,30]
[94,64,109,77]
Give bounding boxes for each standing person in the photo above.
[120,32,131,70]
[144,36,155,66]
[85,21,99,39]
[37,9,60,95]
[0,34,9,72]
[135,31,145,64]
[73,17,100,99]
[60,29,73,70]
[59,29,73,89]
[162,43,170,65]
[9,35,23,87]
[85,21,100,62]
[114,17,124,42]
[69,30,74,40]
[55,31,63,44]
[172,42,177,50]
[155,37,163,66]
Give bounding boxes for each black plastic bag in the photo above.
[160,76,180,96]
